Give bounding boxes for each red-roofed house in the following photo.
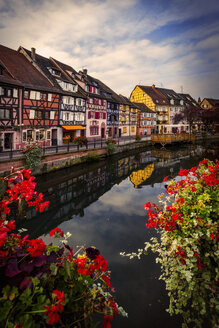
[0,45,60,151]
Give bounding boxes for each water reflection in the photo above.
[17,142,218,328]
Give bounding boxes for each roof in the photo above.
[132,102,154,113]
[0,44,56,92]
[178,93,201,108]
[202,98,219,107]
[118,94,133,106]
[137,85,168,105]
[156,87,182,105]
[19,47,85,97]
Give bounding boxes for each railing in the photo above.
[151,133,195,144]
[0,135,151,161]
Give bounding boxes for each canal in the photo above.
[17,141,219,328]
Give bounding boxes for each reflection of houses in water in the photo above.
[129,163,155,188]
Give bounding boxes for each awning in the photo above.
[62,125,85,130]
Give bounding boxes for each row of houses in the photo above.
[0,44,202,151]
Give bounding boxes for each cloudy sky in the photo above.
[0,0,219,100]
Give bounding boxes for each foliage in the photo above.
[105,138,116,145]
[135,135,141,141]
[201,108,219,132]
[105,138,116,155]
[73,136,88,146]
[22,144,42,171]
[122,160,219,328]
[0,168,127,327]
[173,107,201,133]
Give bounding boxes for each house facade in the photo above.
[133,102,156,136]
[0,45,60,150]
[19,47,87,144]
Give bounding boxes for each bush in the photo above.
[135,135,141,141]
[0,168,127,327]
[122,160,219,328]
[105,138,116,145]
[22,144,42,170]
[73,136,88,146]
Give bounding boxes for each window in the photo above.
[24,91,29,99]
[90,112,95,119]
[64,112,70,121]
[22,131,27,141]
[50,111,55,120]
[29,110,35,119]
[35,111,42,119]
[90,126,98,135]
[123,127,127,133]
[13,89,18,98]
[40,93,47,100]
[45,111,50,119]
[131,126,135,132]
[27,130,34,142]
[100,112,104,119]
[0,109,10,119]
[30,91,40,100]
[47,130,51,140]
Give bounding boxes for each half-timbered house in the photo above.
[74,69,108,140]
[0,45,60,150]
[19,47,87,144]
[133,102,156,136]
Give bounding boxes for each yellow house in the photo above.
[118,95,132,137]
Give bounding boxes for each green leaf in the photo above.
[0,179,8,197]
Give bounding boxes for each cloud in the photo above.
[0,0,218,99]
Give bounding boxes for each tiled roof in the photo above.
[156,87,182,105]
[132,102,153,113]
[118,94,133,106]
[0,45,56,92]
[178,93,201,108]
[137,85,168,105]
[20,48,85,97]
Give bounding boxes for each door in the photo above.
[119,129,121,137]
[101,128,105,138]
[51,129,57,146]
[4,133,13,150]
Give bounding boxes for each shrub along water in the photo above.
[122,159,219,328]
[0,168,127,327]
[22,144,42,170]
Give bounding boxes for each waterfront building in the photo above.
[118,95,132,137]
[73,69,108,140]
[0,44,59,150]
[199,98,219,110]
[130,84,168,133]
[129,102,138,137]
[19,47,87,144]
[133,102,156,136]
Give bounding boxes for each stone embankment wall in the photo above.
[0,140,151,176]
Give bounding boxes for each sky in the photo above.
[0,0,219,100]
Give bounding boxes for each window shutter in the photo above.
[13,89,18,98]
[95,112,98,119]
[50,111,55,120]
[103,112,106,119]
[88,111,91,119]
[48,93,52,101]
[36,92,40,100]
[87,98,90,104]
[29,110,35,119]
[89,86,92,92]
[93,98,96,105]
[30,91,35,99]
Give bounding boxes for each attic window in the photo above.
[156,100,159,103]
[163,100,165,103]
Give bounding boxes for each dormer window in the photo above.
[156,99,159,103]
[180,100,184,105]
[163,100,165,103]
[170,99,174,105]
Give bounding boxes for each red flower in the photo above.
[49,228,64,238]
[102,275,111,287]
[144,202,151,210]
[27,238,46,257]
[178,169,189,176]
[163,176,168,181]
[102,315,113,328]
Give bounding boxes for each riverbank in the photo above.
[1,133,218,176]
[0,139,153,176]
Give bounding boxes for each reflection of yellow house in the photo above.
[129,163,154,188]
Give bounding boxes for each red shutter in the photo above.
[94,98,96,104]
[102,99,105,106]
[87,98,90,103]
[88,111,91,119]
[98,112,100,119]
[89,86,92,92]
[95,112,98,119]
[103,112,106,119]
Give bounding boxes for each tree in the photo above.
[173,107,202,135]
[201,107,219,133]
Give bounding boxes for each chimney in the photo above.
[198,97,201,104]
[83,68,87,75]
[31,47,36,61]
[152,84,155,88]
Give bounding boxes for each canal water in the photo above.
[17,141,218,328]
